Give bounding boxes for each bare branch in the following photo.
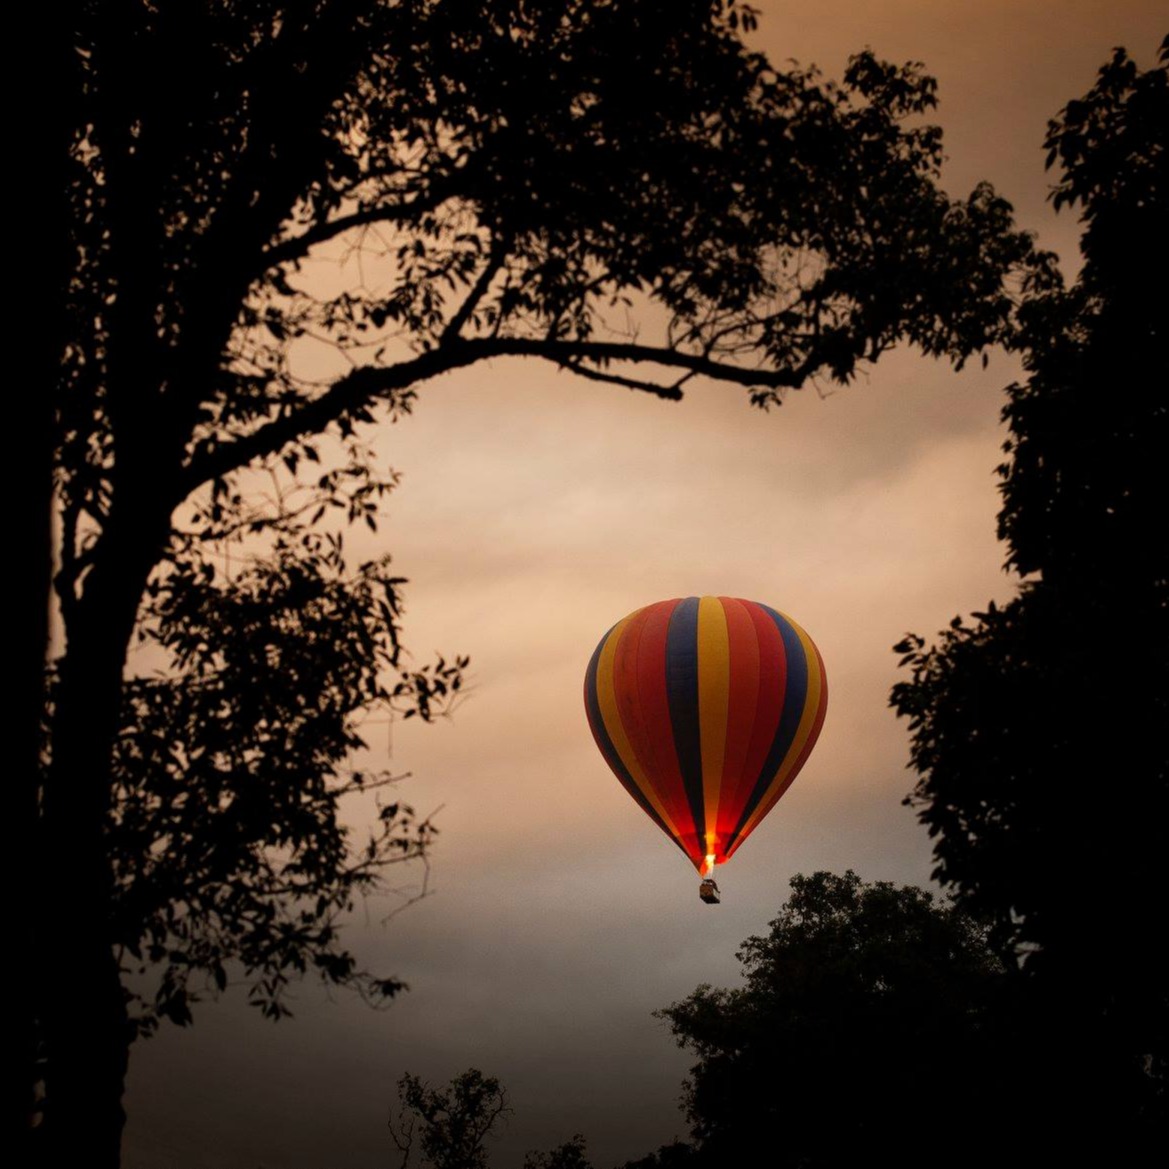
[440,234,509,346]
[559,360,684,400]
[262,185,461,270]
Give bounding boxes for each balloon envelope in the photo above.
[584,596,827,874]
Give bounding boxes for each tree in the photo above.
[46,2,1044,1162]
[387,1067,591,1169]
[891,38,1167,1146]
[389,1069,512,1169]
[657,871,1012,1169]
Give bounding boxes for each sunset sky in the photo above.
[122,5,1165,1167]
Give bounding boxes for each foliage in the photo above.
[44,0,1048,1159]
[657,871,1010,1169]
[891,37,1168,1141]
[55,0,1044,1024]
[59,0,1047,557]
[99,531,465,1032]
[1000,40,1168,583]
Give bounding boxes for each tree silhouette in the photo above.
[44,2,1045,1162]
[388,1068,597,1169]
[389,1069,511,1169]
[891,38,1168,1151]
[523,1136,595,1169]
[615,1142,698,1169]
[657,871,1013,1169]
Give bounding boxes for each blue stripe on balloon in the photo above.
[665,596,706,841]
[729,605,809,843]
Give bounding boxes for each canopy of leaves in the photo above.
[41,5,1051,1155]
[657,871,1009,1169]
[52,0,1045,1048]
[59,0,1046,559]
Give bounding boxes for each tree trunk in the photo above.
[36,507,170,1168]
[18,7,78,1159]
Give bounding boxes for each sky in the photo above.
[121,5,1166,1167]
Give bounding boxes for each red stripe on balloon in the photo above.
[614,604,689,840]
[723,634,827,862]
[735,601,788,826]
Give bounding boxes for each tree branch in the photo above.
[440,234,509,346]
[178,338,819,498]
[262,183,463,271]
[178,348,468,496]
[559,360,685,400]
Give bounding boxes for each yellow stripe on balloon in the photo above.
[595,615,685,842]
[697,595,731,855]
[734,612,824,842]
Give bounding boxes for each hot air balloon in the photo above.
[584,596,827,902]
